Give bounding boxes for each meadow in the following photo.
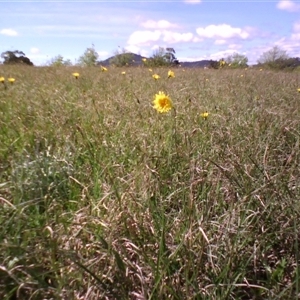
[0,64,299,300]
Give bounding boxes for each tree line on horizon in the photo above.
[1,45,300,71]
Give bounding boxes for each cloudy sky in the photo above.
[1,0,300,65]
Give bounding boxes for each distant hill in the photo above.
[98,53,213,68]
[179,60,212,68]
[98,53,147,67]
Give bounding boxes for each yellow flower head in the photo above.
[168,70,175,78]
[142,58,147,62]
[8,78,15,84]
[259,68,263,71]
[101,66,108,72]
[148,68,153,72]
[200,111,209,119]
[72,72,80,79]
[153,91,173,113]
[121,71,126,75]
[0,76,5,83]
[152,74,160,80]
[298,88,300,93]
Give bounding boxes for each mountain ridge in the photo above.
[98,52,212,68]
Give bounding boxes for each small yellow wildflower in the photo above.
[297,88,300,93]
[200,111,209,120]
[0,77,5,83]
[148,68,153,72]
[8,78,15,84]
[168,70,175,78]
[72,72,80,79]
[153,91,173,113]
[259,68,263,71]
[101,66,108,72]
[240,74,244,77]
[142,58,147,62]
[205,78,209,82]
[121,71,126,75]
[152,74,160,80]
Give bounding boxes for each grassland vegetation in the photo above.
[0,64,299,299]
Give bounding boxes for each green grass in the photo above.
[0,64,299,299]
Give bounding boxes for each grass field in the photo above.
[0,65,300,299]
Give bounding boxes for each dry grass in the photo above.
[0,65,300,299]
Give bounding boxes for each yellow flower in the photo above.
[200,111,209,119]
[121,71,126,75]
[142,58,147,62]
[152,74,160,80]
[168,70,175,78]
[259,68,263,71]
[101,66,108,72]
[153,91,173,113]
[0,77,5,83]
[8,78,15,84]
[205,78,209,82]
[148,68,153,72]
[298,88,300,93]
[240,74,244,77]
[72,72,80,79]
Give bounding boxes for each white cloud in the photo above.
[0,28,18,36]
[97,51,109,59]
[192,36,203,43]
[214,39,227,45]
[204,49,237,60]
[196,24,250,40]
[124,45,148,57]
[276,0,300,12]
[184,0,202,4]
[162,31,194,43]
[178,49,236,62]
[228,43,243,50]
[141,20,178,29]
[277,38,300,56]
[293,21,300,32]
[30,47,40,54]
[127,29,195,46]
[127,30,161,46]
[290,21,300,40]
[151,45,161,51]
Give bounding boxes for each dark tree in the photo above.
[147,47,180,67]
[1,50,34,65]
[165,47,180,66]
[208,60,220,69]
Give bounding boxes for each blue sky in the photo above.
[1,0,300,65]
